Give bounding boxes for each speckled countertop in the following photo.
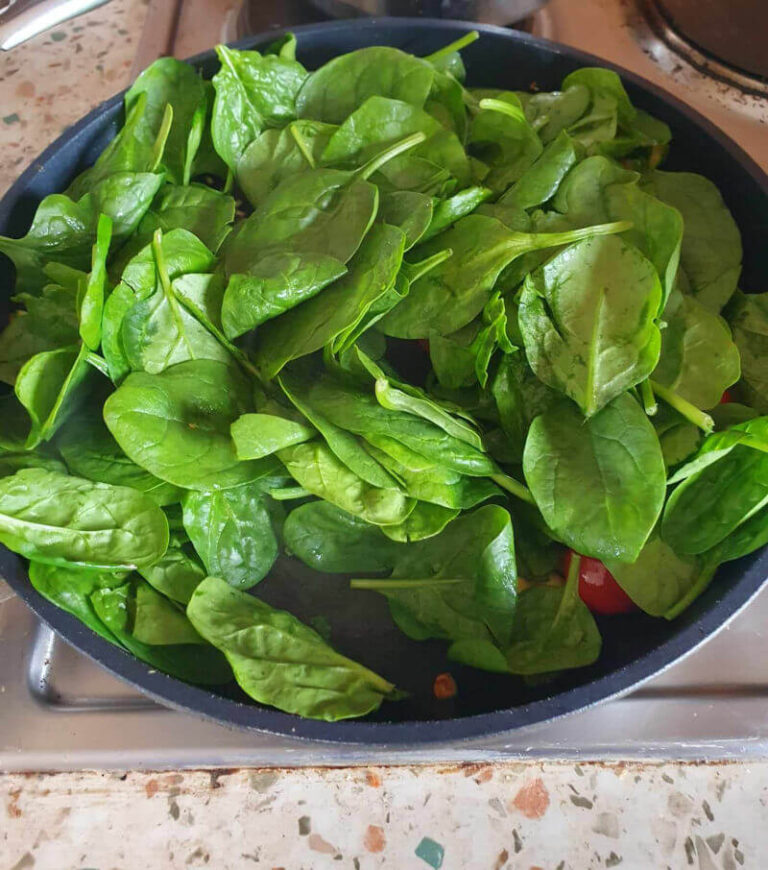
[1,3,768,868]
[0,0,148,196]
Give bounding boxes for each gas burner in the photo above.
[642,0,768,97]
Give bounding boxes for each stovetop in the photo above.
[2,0,765,772]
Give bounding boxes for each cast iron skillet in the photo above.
[2,19,767,745]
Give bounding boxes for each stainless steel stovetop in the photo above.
[2,0,766,772]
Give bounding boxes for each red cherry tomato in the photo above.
[417,339,430,354]
[720,390,733,404]
[563,550,636,615]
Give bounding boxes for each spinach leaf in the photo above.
[523,394,666,561]
[380,502,460,543]
[0,468,169,570]
[255,223,406,378]
[0,452,67,478]
[705,504,768,565]
[136,183,235,253]
[641,169,742,312]
[284,500,399,574]
[378,213,629,338]
[182,481,283,589]
[103,358,278,491]
[92,579,232,684]
[139,536,206,604]
[29,561,122,643]
[237,120,336,208]
[604,532,702,617]
[278,440,414,526]
[421,185,492,242]
[77,214,111,350]
[503,554,600,674]
[231,413,314,460]
[221,251,347,339]
[187,575,397,720]
[377,190,434,250]
[132,580,206,646]
[653,290,740,410]
[499,130,579,211]
[662,417,768,555]
[57,404,181,505]
[296,46,435,124]
[518,234,663,416]
[727,291,768,412]
[211,44,307,171]
[517,84,591,144]
[355,504,517,649]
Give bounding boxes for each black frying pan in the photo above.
[2,19,767,745]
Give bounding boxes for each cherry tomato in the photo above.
[563,550,636,615]
[433,672,457,699]
[720,390,733,404]
[417,339,430,354]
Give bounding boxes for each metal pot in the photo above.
[307,0,549,25]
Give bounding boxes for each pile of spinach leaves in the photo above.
[0,31,760,723]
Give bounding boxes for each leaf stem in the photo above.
[401,248,453,284]
[423,30,479,64]
[223,168,234,194]
[356,132,427,181]
[664,561,718,620]
[85,352,109,376]
[151,103,174,173]
[289,123,316,169]
[491,473,536,505]
[350,578,465,590]
[650,380,714,434]
[478,97,527,122]
[640,379,658,416]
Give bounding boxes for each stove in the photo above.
[4,0,766,773]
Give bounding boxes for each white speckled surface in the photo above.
[0,0,148,196]
[1,762,764,868]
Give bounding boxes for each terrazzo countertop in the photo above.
[0,0,148,196]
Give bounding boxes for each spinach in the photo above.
[662,417,768,555]
[182,481,283,589]
[231,412,314,460]
[78,214,111,350]
[523,394,666,561]
[284,500,399,573]
[237,120,336,207]
[103,359,278,491]
[136,184,235,253]
[132,580,206,645]
[377,190,434,250]
[499,130,579,211]
[653,290,740,410]
[641,170,742,312]
[92,579,232,684]
[727,291,768,412]
[378,213,629,338]
[29,561,122,643]
[0,468,169,570]
[221,251,347,339]
[421,185,492,241]
[518,234,663,416]
[211,44,307,171]
[380,502,460,543]
[187,576,397,720]
[139,536,206,604]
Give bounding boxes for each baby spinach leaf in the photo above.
[727,291,768,413]
[380,502,459,543]
[121,231,230,374]
[231,413,314,460]
[236,120,336,208]
[77,214,111,350]
[641,169,742,312]
[604,532,702,617]
[504,555,600,674]
[182,481,282,589]
[421,185,492,242]
[517,84,591,144]
[296,46,435,124]
[92,579,232,684]
[29,561,122,644]
[221,251,347,339]
[499,130,579,211]
[136,183,235,253]
[379,213,629,338]
[662,417,768,555]
[103,358,277,491]
[653,290,740,410]
[132,580,206,645]
[124,57,209,184]
[187,576,397,720]
[519,234,663,416]
[523,394,666,561]
[377,190,434,250]
[211,44,307,171]
[278,440,414,527]
[0,468,169,570]
[139,540,206,605]
[0,452,66,478]
[284,500,399,574]
[16,343,91,449]
[705,504,768,565]
[255,223,406,378]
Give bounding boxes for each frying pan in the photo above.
[2,19,768,745]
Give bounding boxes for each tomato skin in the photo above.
[720,390,733,404]
[563,550,636,615]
